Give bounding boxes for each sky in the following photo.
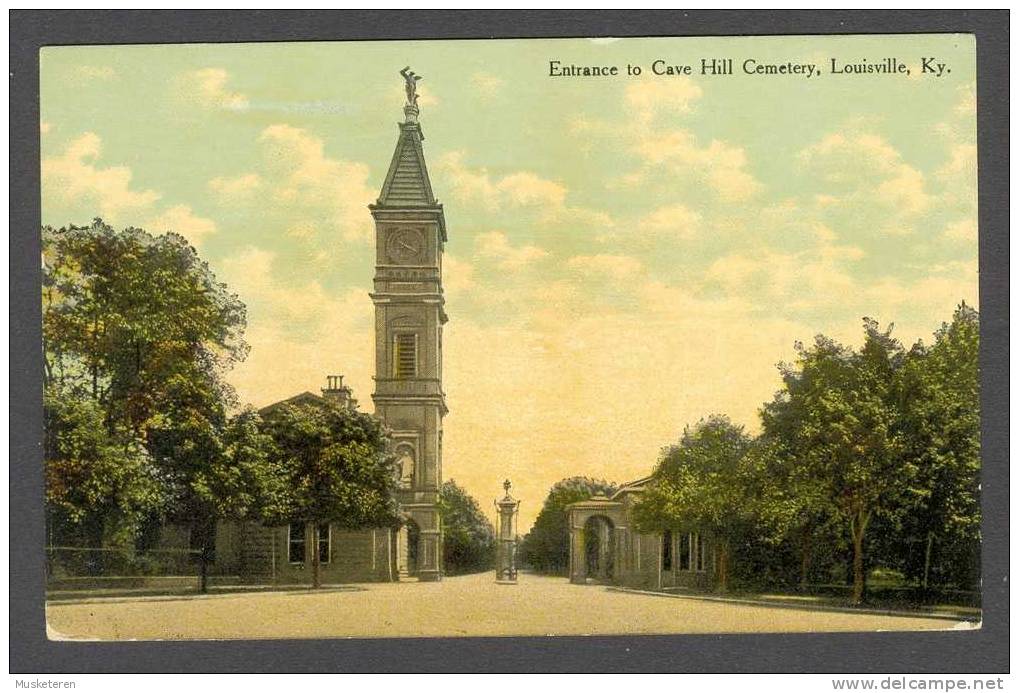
[40,35,977,531]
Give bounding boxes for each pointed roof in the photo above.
[377,122,436,207]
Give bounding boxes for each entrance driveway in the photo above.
[46,572,970,640]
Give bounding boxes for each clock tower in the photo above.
[369,75,447,581]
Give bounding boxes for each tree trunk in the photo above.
[799,525,812,591]
[922,531,934,590]
[312,523,321,589]
[717,540,730,593]
[850,510,870,605]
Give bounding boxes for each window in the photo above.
[661,529,673,571]
[317,523,331,564]
[288,522,306,563]
[393,333,417,378]
[696,535,708,572]
[679,532,691,571]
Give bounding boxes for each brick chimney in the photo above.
[322,375,357,410]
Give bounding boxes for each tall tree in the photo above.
[761,321,910,603]
[260,401,400,588]
[438,479,496,575]
[42,219,249,544]
[42,219,247,432]
[632,415,772,592]
[893,303,980,589]
[147,405,288,588]
[518,477,617,575]
[44,387,163,548]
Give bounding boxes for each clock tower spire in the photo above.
[369,68,447,581]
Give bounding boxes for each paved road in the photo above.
[46,572,969,640]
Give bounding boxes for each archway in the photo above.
[583,515,615,583]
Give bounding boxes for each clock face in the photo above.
[386,229,424,264]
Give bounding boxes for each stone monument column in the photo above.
[495,480,520,584]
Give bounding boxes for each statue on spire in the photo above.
[400,66,422,107]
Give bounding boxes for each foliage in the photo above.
[259,400,400,587]
[518,477,617,574]
[147,407,289,540]
[889,303,980,588]
[632,415,772,591]
[42,219,250,543]
[44,386,163,545]
[761,320,911,603]
[438,479,496,575]
[42,219,247,432]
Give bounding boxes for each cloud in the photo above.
[434,151,610,229]
[864,261,978,325]
[566,254,643,282]
[630,130,762,201]
[258,124,375,243]
[219,246,374,408]
[442,254,476,298]
[177,68,249,111]
[943,218,977,243]
[436,151,564,211]
[208,173,262,203]
[471,71,504,99]
[42,132,161,222]
[475,231,548,270]
[625,77,702,125]
[635,204,702,240]
[799,132,933,218]
[954,83,976,117]
[144,204,217,247]
[704,241,861,310]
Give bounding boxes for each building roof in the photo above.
[377,122,436,208]
[257,391,327,416]
[609,475,656,501]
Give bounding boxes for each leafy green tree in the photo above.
[892,303,980,589]
[761,321,910,603]
[519,477,617,575]
[147,405,288,586]
[260,401,400,588]
[43,219,247,431]
[44,386,163,548]
[632,415,772,592]
[42,219,249,544]
[438,479,496,575]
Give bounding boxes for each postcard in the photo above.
[38,33,980,641]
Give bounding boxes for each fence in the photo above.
[46,545,206,594]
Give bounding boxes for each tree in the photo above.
[438,480,496,575]
[892,303,980,589]
[519,477,617,575]
[147,405,287,589]
[260,401,400,588]
[42,219,249,544]
[761,321,910,603]
[632,415,771,592]
[44,386,163,548]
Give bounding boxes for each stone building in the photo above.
[206,79,449,585]
[566,477,717,590]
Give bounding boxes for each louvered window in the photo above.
[393,333,418,378]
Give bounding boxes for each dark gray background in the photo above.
[9,10,1009,673]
